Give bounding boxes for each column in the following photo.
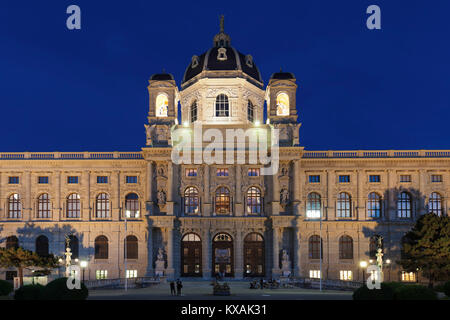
[235,165,243,216]
[146,225,154,276]
[166,162,174,215]
[357,170,364,221]
[387,169,396,221]
[54,171,61,221]
[147,161,153,215]
[272,227,280,277]
[293,226,301,276]
[82,171,90,221]
[327,170,335,220]
[293,160,301,216]
[112,171,120,221]
[234,231,244,279]
[25,171,31,221]
[166,227,175,278]
[203,165,211,216]
[202,230,211,279]
[272,172,280,215]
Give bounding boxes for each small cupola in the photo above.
[213,15,231,47]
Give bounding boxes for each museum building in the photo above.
[0,20,448,283]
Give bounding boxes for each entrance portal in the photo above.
[212,233,234,277]
[244,233,265,277]
[181,233,202,277]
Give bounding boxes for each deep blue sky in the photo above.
[0,1,449,152]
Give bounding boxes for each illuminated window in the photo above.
[66,193,80,218]
[248,168,260,176]
[309,270,321,279]
[125,193,139,218]
[397,192,412,218]
[37,193,51,219]
[247,100,254,122]
[367,192,381,218]
[246,187,262,215]
[8,193,22,218]
[190,101,198,123]
[276,92,289,116]
[96,270,108,279]
[96,193,110,218]
[185,169,198,177]
[215,187,231,215]
[155,94,168,117]
[339,235,353,259]
[215,94,229,117]
[184,187,200,215]
[340,270,353,281]
[306,192,321,218]
[401,271,416,282]
[216,168,229,176]
[429,192,443,215]
[126,270,137,278]
[337,192,352,218]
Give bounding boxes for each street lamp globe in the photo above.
[386,259,391,264]
[80,260,88,268]
[360,261,368,268]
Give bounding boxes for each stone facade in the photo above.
[1,23,448,283]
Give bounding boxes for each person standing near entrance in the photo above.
[170,281,176,296]
[260,278,264,290]
[176,279,183,296]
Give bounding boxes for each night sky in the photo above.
[0,1,449,152]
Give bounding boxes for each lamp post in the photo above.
[385,259,391,282]
[58,258,63,277]
[360,261,368,284]
[80,260,88,282]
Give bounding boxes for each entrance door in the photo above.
[244,233,265,277]
[212,233,234,277]
[181,233,202,277]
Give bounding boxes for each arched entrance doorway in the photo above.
[212,233,233,277]
[244,233,265,277]
[181,233,202,277]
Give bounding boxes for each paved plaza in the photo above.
[88,281,353,300]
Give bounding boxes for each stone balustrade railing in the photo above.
[302,150,450,159]
[0,151,143,160]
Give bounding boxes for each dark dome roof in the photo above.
[270,71,295,80]
[150,73,174,81]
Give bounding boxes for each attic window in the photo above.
[245,55,253,68]
[217,48,227,61]
[191,55,199,68]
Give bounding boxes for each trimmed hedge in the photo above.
[42,277,88,300]
[14,284,45,300]
[353,283,395,300]
[443,281,450,297]
[395,284,437,300]
[0,280,13,296]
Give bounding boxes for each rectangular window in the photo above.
[248,168,260,176]
[401,271,416,282]
[96,270,108,280]
[67,176,79,184]
[309,175,320,183]
[431,174,443,183]
[97,176,108,184]
[309,270,321,279]
[369,175,380,183]
[8,176,19,184]
[400,175,411,183]
[185,169,198,177]
[126,270,137,278]
[339,175,350,183]
[216,168,229,177]
[38,176,49,184]
[339,270,353,281]
[126,176,138,184]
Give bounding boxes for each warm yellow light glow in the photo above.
[254,120,260,126]
[80,260,88,268]
[156,94,168,117]
[360,261,368,268]
[276,92,289,116]
[386,259,391,264]
[369,259,373,264]
[183,121,189,127]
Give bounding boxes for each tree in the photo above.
[398,213,450,287]
[0,247,60,287]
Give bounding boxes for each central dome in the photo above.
[181,16,263,88]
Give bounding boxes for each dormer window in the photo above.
[156,93,168,117]
[217,48,227,61]
[245,55,253,68]
[191,55,199,68]
[276,92,289,116]
[215,94,229,117]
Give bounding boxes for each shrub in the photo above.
[0,280,13,296]
[14,284,45,300]
[395,284,437,300]
[353,283,395,300]
[42,277,88,300]
[443,281,450,297]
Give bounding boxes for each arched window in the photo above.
[247,100,254,122]
[306,192,321,218]
[215,94,229,117]
[397,192,412,218]
[6,236,19,249]
[155,93,168,117]
[308,235,323,259]
[276,92,289,116]
[184,187,199,215]
[190,101,198,123]
[125,193,139,218]
[429,192,443,216]
[96,193,110,218]
[36,235,49,257]
[67,193,80,218]
[125,235,138,260]
[215,186,231,215]
[367,192,381,218]
[182,233,201,242]
[337,192,352,218]
[339,235,353,259]
[8,193,21,218]
[95,235,108,259]
[37,193,51,219]
[246,187,262,215]
[66,235,79,259]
